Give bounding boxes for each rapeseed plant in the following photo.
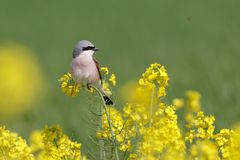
[1,62,240,160]
[0,126,34,160]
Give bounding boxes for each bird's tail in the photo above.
[98,83,114,105]
[103,95,113,105]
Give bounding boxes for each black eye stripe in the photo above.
[82,46,95,51]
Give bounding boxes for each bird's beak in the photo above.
[94,47,99,51]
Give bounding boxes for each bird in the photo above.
[70,40,113,105]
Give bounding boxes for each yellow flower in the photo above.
[102,81,112,96]
[185,90,201,113]
[0,126,34,160]
[109,74,116,86]
[96,132,104,139]
[100,67,109,75]
[172,98,184,109]
[213,128,240,159]
[97,107,136,154]
[137,104,185,159]
[58,73,80,97]
[119,140,131,151]
[123,103,184,159]
[29,130,44,153]
[139,63,169,99]
[185,111,215,143]
[41,125,85,160]
[184,91,203,130]
[99,107,124,139]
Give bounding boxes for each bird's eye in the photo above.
[82,46,95,51]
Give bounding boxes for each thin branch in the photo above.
[90,85,120,160]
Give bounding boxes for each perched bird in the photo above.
[70,40,113,105]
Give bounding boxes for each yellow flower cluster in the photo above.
[0,126,34,160]
[40,126,85,160]
[0,126,86,160]
[185,111,215,143]
[136,104,185,160]
[58,73,80,97]
[172,98,184,109]
[97,63,185,160]
[109,74,116,86]
[139,63,169,97]
[185,90,202,121]
[184,90,217,157]
[183,91,240,160]
[96,107,135,152]
[185,90,201,112]
[214,129,240,159]
[100,67,117,96]
[29,130,44,153]
[96,63,240,160]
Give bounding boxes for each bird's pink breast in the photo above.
[70,53,100,85]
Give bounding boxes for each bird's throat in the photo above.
[75,51,94,66]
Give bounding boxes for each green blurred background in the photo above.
[0,0,240,154]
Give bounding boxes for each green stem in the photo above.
[98,104,106,160]
[91,85,120,160]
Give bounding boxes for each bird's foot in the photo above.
[86,84,95,93]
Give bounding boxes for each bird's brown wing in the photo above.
[93,58,113,105]
[93,58,102,83]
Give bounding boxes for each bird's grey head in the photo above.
[72,40,99,58]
